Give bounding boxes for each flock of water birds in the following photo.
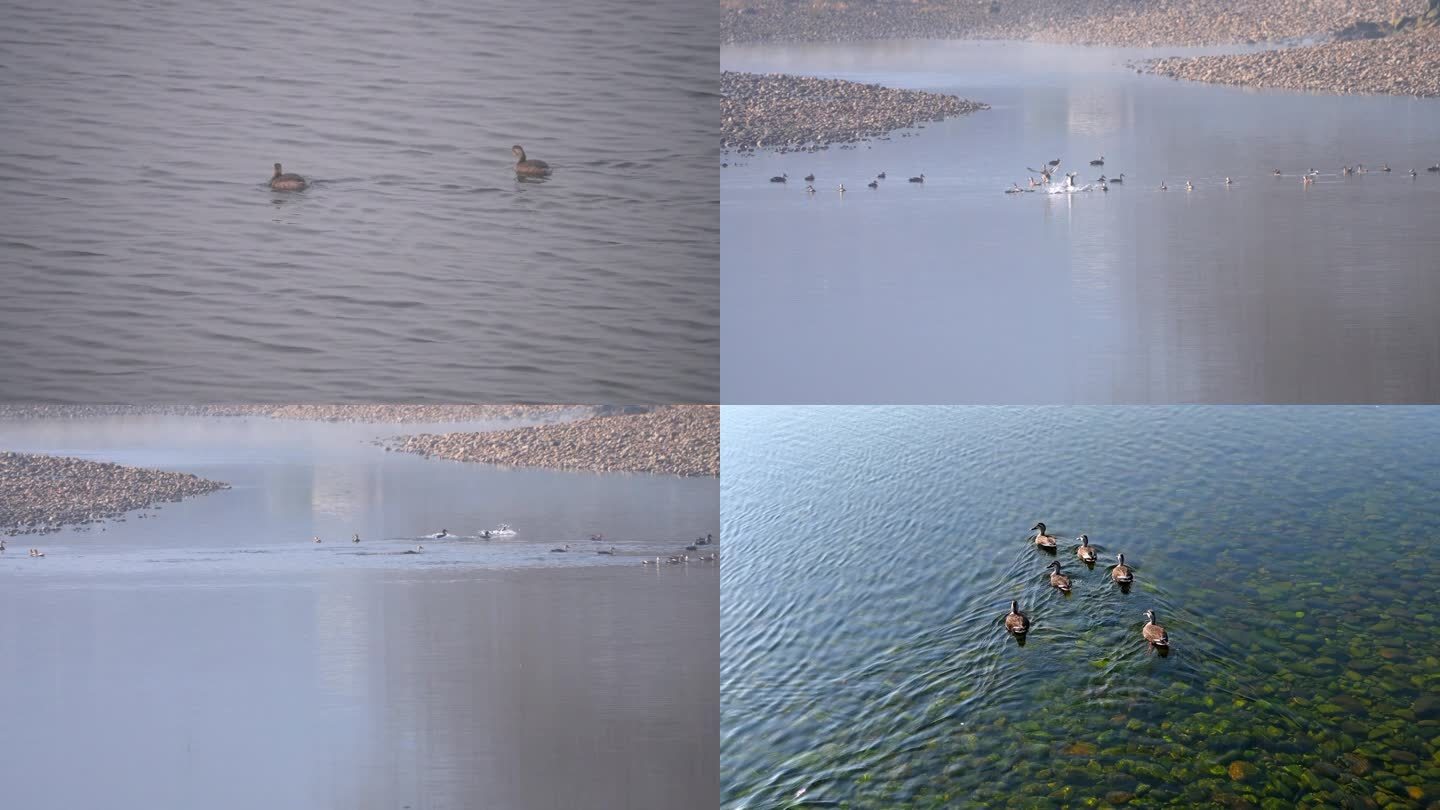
[1004,522,1170,653]
[301,525,718,565]
[267,144,552,191]
[768,154,1440,195]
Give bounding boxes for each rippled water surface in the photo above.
[721,406,1440,808]
[721,41,1440,403]
[0,416,719,809]
[0,0,717,403]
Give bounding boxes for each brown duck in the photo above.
[1111,553,1133,584]
[1046,560,1071,593]
[1005,600,1029,634]
[1031,522,1059,550]
[1075,534,1098,563]
[1142,609,1170,647]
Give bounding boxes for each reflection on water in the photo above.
[721,40,1440,404]
[721,406,1440,808]
[0,417,718,809]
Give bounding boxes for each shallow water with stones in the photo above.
[721,406,1440,809]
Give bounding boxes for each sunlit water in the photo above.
[0,0,717,404]
[0,415,719,809]
[721,41,1440,404]
[721,406,1440,808]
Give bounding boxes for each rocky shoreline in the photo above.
[1,452,230,536]
[722,0,1421,46]
[384,405,720,478]
[0,403,587,424]
[1147,28,1440,96]
[722,71,988,152]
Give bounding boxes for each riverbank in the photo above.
[1,452,229,535]
[385,405,719,477]
[722,71,987,152]
[0,404,587,424]
[1148,27,1440,96]
[722,0,1421,46]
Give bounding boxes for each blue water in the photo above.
[721,406,1440,808]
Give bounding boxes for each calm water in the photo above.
[722,406,1440,808]
[0,0,717,404]
[721,41,1440,404]
[0,416,719,809]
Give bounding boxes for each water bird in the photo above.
[1185,180,1193,191]
[1076,534,1097,564]
[1342,166,1354,176]
[1307,168,1319,176]
[770,173,788,183]
[1046,561,1071,593]
[1273,169,1282,176]
[867,180,879,189]
[1005,600,1030,634]
[436,529,449,538]
[1381,164,1391,172]
[312,536,322,544]
[550,544,571,553]
[353,533,360,543]
[404,545,424,554]
[908,174,925,183]
[597,547,616,555]
[1089,156,1104,166]
[1427,164,1440,172]
[1100,181,1108,192]
[805,185,816,194]
[1411,169,1419,178]
[1031,522,1060,550]
[590,534,605,542]
[1047,158,1061,167]
[0,540,5,552]
[1142,609,1170,647]
[30,548,45,558]
[1303,175,1313,186]
[480,530,492,539]
[1159,182,1167,191]
[1225,177,1232,186]
[1109,173,1124,184]
[804,173,815,181]
[1006,183,1023,194]
[1111,553,1133,584]
[270,163,307,191]
[512,145,551,177]
[838,184,845,194]
[642,557,659,565]
[685,543,698,551]
[877,172,886,179]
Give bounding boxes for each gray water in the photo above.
[0,0,717,404]
[0,416,719,809]
[721,41,1440,404]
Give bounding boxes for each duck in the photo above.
[1031,522,1060,550]
[1273,169,1282,176]
[1089,155,1104,166]
[1427,164,1440,172]
[1224,177,1232,186]
[512,145,551,177]
[837,184,845,194]
[803,173,815,182]
[699,553,718,562]
[597,547,616,555]
[480,530,492,539]
[1004,600,1030,634]
[1185,180,1193,191]
[550,544,571,553]
[352,533,360,543]
[30,548,45,558]
[1142,609,1170,647]
[1100,181,1108,192]
[685,543,698,551]
[1,540,6,552]
[1410,169,1418,178]
[1075,534,1098,563]
[1303,175,1313,186]
[1159,181,1167,191]
[404,544,424,554]
[1046,561,1071,593]
[877,171,886,179]
[1111,553,1133,584]
[436,529,449,538]
[867,179,879,189]
[270,163,307,191]
[908,174,925,183]
[1381,164,1391,172]
[312,536,322,544]
[770,173,788,183]
[805,185,816,194]
[642,557,659,565]
[1006,183,1023,194]
[1047,158,1061,167]
[1108,173,1124,184]
[1342,166,1354,176]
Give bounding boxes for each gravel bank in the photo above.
[1,452,229,536]
[1148,28,1440,96]
[385,405,719,477]
[722,0,1422,46]
[0,404,586,424]
[722,71,988,151]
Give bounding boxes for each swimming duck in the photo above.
[1,540,6,552]
[270,163,307,191]
[597,547,616,555]
[1111,553,1133,584]
[1342,166,1354,176]
[1089,156,1104,166]
[1047,158,1061,167]
[805,185,816,194]
[437,529,449,538]
[1381,164,1391,172]
[30,549,45,558]
[867,180,879,189]
[1031,522,1060,550]
[838,184,845,194]
[313,536,322,544]
[685,543,698,551]
[1303,175,1313,185]
[1185,180,1193,191]
[804,173,815,182]
[1006,183,1023,194]
[770,173,788,183]
[908,174,925,183]
[550,544,571,553]
[1142,609,1169,647]
[642,557,659,565]
[1046,561,1071,593]
[1100,181,1108,192]
[1076,534,1098,563]
[1159,182,1167,191]
[353,533,360,543]
[877,172,886,179]
[1411,169,1419,178]
[1224,177,1232,186]
[512,145,551,177]
[1427,164,1440,172]
[404,544,424,554]
[1005,600,1030,634]
[1108,173,1124,184]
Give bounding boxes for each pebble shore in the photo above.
[1,452,229,536]
[722,71,988,151]
[1148,28,1440,96]
[385,405,720,478]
